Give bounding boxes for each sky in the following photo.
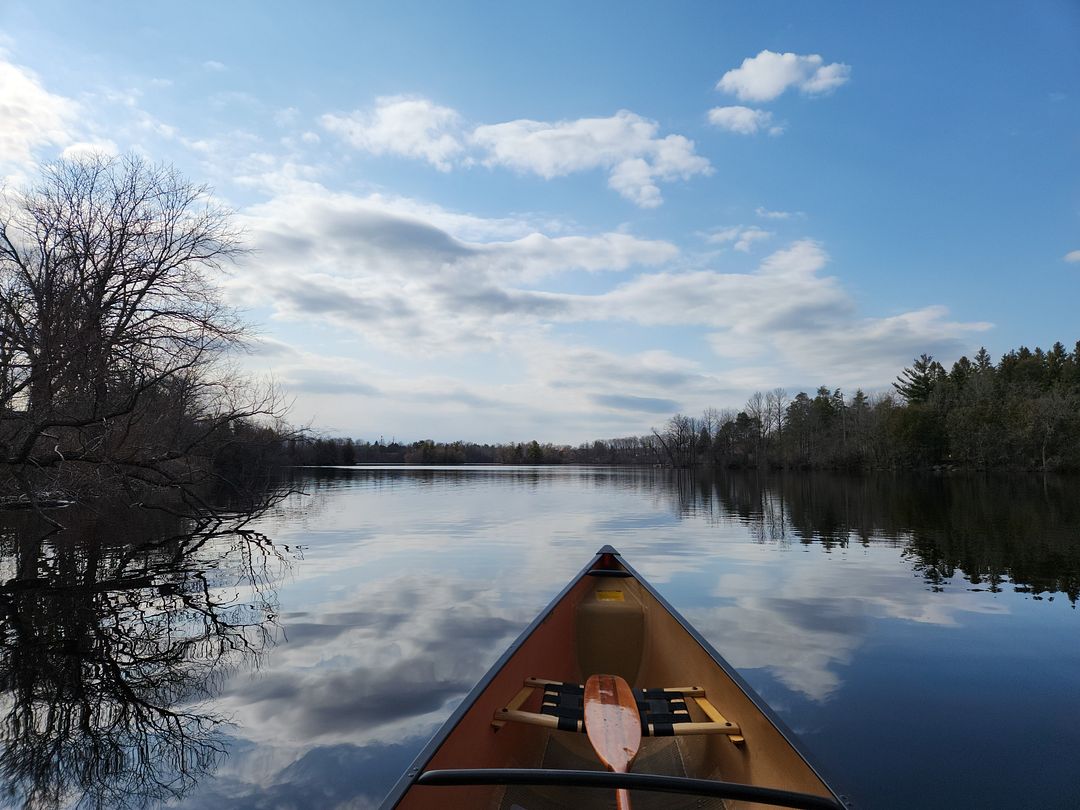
[1,1,1079,444]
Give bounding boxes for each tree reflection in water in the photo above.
[0,501,287,808]
[650,470,1080,602]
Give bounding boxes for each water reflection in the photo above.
[0,503,286,808]
[173,572,535,809]
[299,467,1080,602]
[2,468,1078,809]
[653,471,1080,601]
[172,468,1079,810]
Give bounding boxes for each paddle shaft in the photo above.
[584,674,641,810]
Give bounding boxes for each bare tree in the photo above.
[700,407,720,442]
[766,387,788,442]
[0,154,285,505]
[654,413,698,468]
[745,392,767,438]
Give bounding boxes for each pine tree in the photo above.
[893,354,945,404]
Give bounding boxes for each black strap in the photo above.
[544,682,584,694]
[540,704,582,719]
[543,691,582,709]
[556,716,579,732]
[639,717,682,730]
[539,682,695,735]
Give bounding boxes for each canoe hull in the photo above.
[381,547,847,810]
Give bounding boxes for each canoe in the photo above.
[381,546,849,810]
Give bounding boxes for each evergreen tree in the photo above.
[894,354,945,403]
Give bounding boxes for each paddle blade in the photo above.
[584,673,642,774]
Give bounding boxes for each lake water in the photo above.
[1,466,1078,809]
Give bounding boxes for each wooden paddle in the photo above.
[584,673,641,810]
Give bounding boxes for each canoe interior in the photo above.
[392,552,839,810]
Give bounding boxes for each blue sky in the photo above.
[2,1,1079,442]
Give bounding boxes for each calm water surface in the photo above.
[1,467,1078,809]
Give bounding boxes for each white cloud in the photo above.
[230,177,990,425]
[707,105,782,136]
[203,60,226,72]
[755,205,800,220]
[60,139,119,160]
[231,179,678,351]
[766,305,991,391]
[733,227,772,252]
[528,345,714,397]
[321,95,464,171]
[584,241,989,389]
[241,338,691,442]
[0,53,276,190]
[717,50,851,102]
[472,110,711,207]
[0,56,79,176]
[320,99,710,207]
[705,226,741,244]
[706,225,773,252]
[598,241,837,327]
[1064,250,1080,263]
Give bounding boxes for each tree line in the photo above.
[666,341,1080,471]
[283,435,663,467]
[289,340,1080,472]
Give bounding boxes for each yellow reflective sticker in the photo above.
[596,590,624,601]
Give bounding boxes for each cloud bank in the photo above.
[229,177,990,439]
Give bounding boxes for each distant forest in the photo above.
[286,339,1080,472]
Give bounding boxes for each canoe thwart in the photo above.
[492,677,742,737]
[416,769,847,810]
[493,707,741,737]
[490,685,537,729]
[494,707,583,733]
[525,677,706,696]
[693,695,746,746]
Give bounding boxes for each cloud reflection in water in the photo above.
[168,467,1080,809]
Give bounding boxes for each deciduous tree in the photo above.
[0,154,283,505]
